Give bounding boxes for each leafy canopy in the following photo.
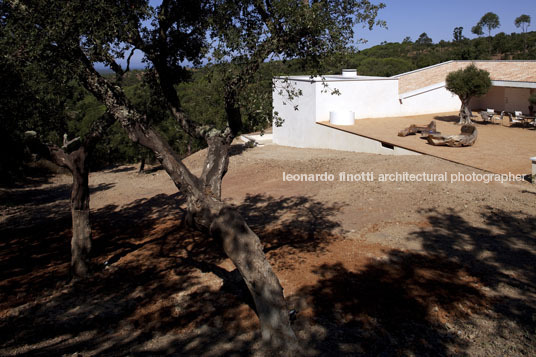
[478,12,500,37]
[471,24,484,37]
[445,64,491,102]
[3,0,386,135]
[515,14,531,33]
[415,32,432,46]
[453,27,464,42]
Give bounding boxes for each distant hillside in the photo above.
[329,30,536,77]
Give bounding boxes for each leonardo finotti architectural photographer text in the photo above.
[282,171,525,184]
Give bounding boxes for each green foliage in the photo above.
[515,14,531,33]
[445,64,491,102]
[0,50,72,182]
[453,27,464,42]
[492,32,512,55]
[207,0,386,133]
[416,32,433,46]
[2,0,536,181]
[64,74,207,170]
[358,57,414,76]
[529,93,536,106]
[478,12,500,37]
[177,70,227,130]
[471,24,484,37]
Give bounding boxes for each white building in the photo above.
[272,60,536,155]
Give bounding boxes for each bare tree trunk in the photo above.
[138,156,146,173]
[458,100,473,125]
[77,52,300,353]
[48,145,93,278]
[70,159,91,277]
[211,207,299,352]
[43,114,114,278]
[197,137,299,352]
[130,124,300,353]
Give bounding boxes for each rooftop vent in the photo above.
[342,69,357,77]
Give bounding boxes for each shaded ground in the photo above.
[319,111,536,174]
[1,143,535,356]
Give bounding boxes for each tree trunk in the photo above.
[210,206,299,353]
[138,156,146,173]
[71,207,91,276]
[200,136,230,199]
[458,100,473,125]
[44,114,113,278]
[77,58,300,353]
[132,126,300,353]
[70,157,91,277]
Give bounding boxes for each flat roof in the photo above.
[274,74,395,82]
[492,80,536,89]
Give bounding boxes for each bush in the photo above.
[529,93,536,106]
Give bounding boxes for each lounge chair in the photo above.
[426,125,478,147]
[480,111,492,122]
[398,120,437,137]
[502,111,523,126]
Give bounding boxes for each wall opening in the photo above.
[381,142,395,150]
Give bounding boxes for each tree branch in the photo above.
[74,46,204,199]
[62,134,81,150]
[125,16,215,141]
[48,145,75,172]
[125,47,136,73]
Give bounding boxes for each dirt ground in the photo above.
[1,142,536,356]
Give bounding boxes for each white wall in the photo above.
[272,78,419,156]
[273,73,535,157]
[399,86,461,116]
[272,79,316,148]
[315,79,400,121]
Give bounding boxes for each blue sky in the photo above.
[118,0,534,69]
[357,0,534,49]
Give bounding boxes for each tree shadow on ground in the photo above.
[288,207,536,356]
[433,114,461,123]
[229,143,252,157]
[292,256,483,356]
[3,184,534,355]
[410,207,536,331]
[0,190,344,355]
[104,166,137,174]
[238,193,345,252]
[0,182,115,290]
[0,182,113,208]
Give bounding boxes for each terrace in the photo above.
[318,111,536,175]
